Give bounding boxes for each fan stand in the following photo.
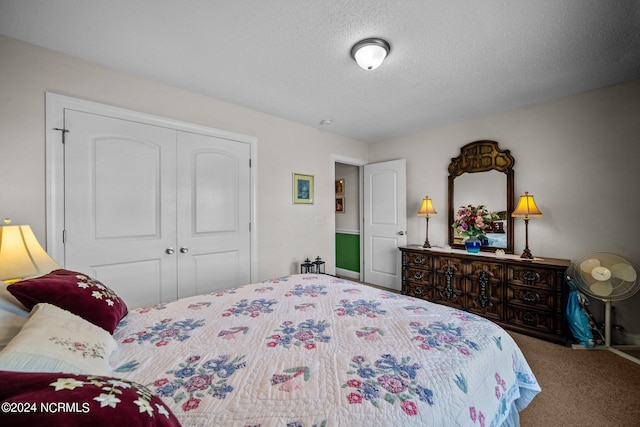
[573,299,640,365]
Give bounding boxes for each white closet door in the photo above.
[175,131,251,297]
[64,109,179,307]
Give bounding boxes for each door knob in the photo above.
[397,231,405,235]
[166,247,175,254]
[180,247,189,253]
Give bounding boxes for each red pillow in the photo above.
[7,269,128,334]
[0,370,180,427]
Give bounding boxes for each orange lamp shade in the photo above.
[417,197,437,217]
[512,192,543,219]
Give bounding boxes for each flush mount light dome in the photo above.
[351,38,390,70]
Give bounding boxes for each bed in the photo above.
[1,270,540,426]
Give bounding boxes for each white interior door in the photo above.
[176,131,251,297]
[363,159,407,290]
[64,110,179,307]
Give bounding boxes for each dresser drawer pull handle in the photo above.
[522,291,537,304]
[413,272,424,280]
[413,256,426,265]
[523,312,537,325]
[414,286,424,296]
[522,270,541,284]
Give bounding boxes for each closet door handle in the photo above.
[166,247,175,254]
[180,247,189,254]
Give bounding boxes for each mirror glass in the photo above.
[452,170,507,248]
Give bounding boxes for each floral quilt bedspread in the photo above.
[110,274,540,427]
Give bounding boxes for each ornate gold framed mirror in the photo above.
[447,140,515,253]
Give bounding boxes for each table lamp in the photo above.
[0,219,60,283]
[417,196,437,248]
[511,192,543,259]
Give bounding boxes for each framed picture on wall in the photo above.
[335,178,344,195]
[293,173,314,204]
[336,195,345,213]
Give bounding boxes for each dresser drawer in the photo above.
[404,281,434,300]
[505,306,556,333]
[507,265,557,291]
[506,284,556,312]
[404,267,432,285]
[403,252,433,269]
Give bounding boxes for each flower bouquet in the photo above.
[451,205,500,243]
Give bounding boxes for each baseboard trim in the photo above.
[623,332,640,346]
[335,268,360,280]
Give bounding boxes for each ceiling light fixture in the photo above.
[350,38,390,70]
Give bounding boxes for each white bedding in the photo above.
[109,274,540,426]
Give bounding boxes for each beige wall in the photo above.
[370,79,640,337]
[0,35,369,280]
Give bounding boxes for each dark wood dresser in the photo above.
[400,245,571,344]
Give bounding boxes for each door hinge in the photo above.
[249,158,252,168]
[53,128,69,144]
[62,229,67,244]
[249,222,251,232]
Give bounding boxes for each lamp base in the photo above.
[520,218,534,259]
[422,216,432,248]
[520,248,534,259]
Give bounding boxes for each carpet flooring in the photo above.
[510,332,640,426]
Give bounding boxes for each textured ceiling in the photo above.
[1,0,639,143]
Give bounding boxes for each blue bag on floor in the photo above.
[565,276,594,348]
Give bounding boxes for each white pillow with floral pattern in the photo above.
[0,303,117,375]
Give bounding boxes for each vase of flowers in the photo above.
[451,204,499,253]
[463,235,482,253]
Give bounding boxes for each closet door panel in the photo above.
[193,150,238,233]
[94,138,159,238]
[192,251,241,295]
[64,109,178,307]
[176,131,251,298]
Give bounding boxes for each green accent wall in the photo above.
[336,233,360,272]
